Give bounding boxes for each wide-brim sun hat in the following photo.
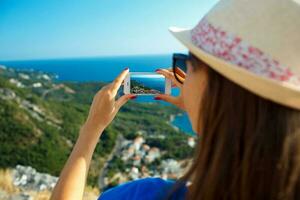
[169,0,300,110]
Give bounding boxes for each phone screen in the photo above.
[130,73,165,95]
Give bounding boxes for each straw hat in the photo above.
[169,0,300,110]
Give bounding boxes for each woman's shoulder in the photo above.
[98,177,186,200]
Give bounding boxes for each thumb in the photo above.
[115,94,136,110]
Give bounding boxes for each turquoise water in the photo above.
[172,112,194,135]
[0,54,194,134]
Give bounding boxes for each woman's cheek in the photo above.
[182,76,190,111]
[182,64,193,109]
[182,75,197,125]
[184,68,208,133]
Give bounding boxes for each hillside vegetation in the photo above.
[0,66,195,187]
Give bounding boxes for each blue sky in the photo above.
[0,0,218,60]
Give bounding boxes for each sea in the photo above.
[0,54,194,135]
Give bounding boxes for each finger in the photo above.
[154,94,179,105]
[164,68,185,82]
[167,68,186,79]
[115,94,136,110]
[156,69,182,88]
[175,67,186,78]
[111,68,129,96]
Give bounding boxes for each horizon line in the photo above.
[0,51,187,63]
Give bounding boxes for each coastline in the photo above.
[1,61,193,135]
[169,113,195,135]
[168,113,180,132]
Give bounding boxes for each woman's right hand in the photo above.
[154,68,186,111]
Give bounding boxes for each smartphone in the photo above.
[123,72,171,95]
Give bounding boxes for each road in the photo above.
[98,134,124,190]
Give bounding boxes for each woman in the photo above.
[51,0,300,199]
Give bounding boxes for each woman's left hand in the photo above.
[84,68,135,133]
[51,68,135,200]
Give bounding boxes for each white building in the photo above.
[161,159,181,174]
[145,147,161,163]
[129,167,139,180]
[37,74,51,80]
[187,137,196,148]
[32,82,42,88]
[9,78,25,88]
[132,136,144,151]
[19,73,30,80]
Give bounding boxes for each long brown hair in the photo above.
[166,54,300,200]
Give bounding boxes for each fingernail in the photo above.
[155,69,161,72]
[154,97,161,100]
[130,95,137,99]
[124,67,129,71]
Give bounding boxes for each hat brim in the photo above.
[169,27,300,110]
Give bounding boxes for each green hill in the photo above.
[0,66,194,187]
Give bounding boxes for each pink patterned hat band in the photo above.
[191,17,300,87]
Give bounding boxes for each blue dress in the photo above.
[98,177,187,200]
